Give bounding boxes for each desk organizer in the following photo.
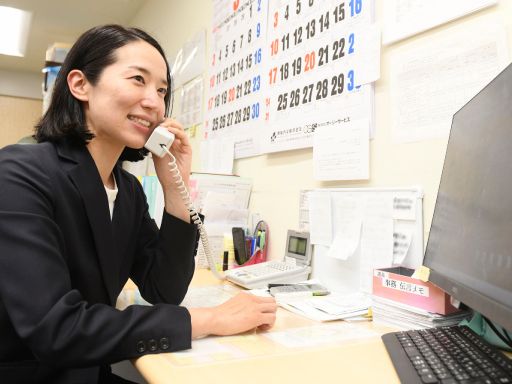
[373,267,459,315]
[233,220,268,268]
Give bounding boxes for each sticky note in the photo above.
[412,266,430,282]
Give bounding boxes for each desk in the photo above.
[132,270,401,384]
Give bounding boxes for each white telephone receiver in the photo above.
[144,126,224,279]
[143,125,175,158]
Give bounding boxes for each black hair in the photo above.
[35,24,172,161]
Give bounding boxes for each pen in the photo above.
[260,230,266,250]
[250,237,256,255]
[273,291,315,299]
[244,236,252,261]
[222,251,229,271]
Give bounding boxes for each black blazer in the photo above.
[0,142,198,383]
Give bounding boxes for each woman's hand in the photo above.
[189,293,278,338]
[151,119,192,222]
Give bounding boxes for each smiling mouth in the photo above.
[128,115,151,128]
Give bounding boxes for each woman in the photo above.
[0,25,276,383]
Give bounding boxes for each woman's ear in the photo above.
[67,69,89,101]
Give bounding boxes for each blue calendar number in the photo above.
[251,103,260,119]
[348,33,355,54]
[254,48,262,64]
[347,70,355,91]
[252,75,261,92]
[349,0,362,16]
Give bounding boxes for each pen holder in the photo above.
[253,220,268,261]
[237,247,265,267]
[234,220,268,268]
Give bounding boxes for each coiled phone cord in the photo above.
[162,146,225,280]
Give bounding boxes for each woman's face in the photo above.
[84,40,168,150]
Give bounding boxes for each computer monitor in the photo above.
[423,63,512,331]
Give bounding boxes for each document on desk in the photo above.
[277,292,371,322]
[372,295,471,331]
[167,323,379,366]
[180,285,238,308]
[263,322,379,349]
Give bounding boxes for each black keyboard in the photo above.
[382,325,512,383]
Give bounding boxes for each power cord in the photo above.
[483,315,512,349]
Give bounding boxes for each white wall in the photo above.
[0,69,42,99]
[131,1,512,261]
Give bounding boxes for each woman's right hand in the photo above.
[188,293,277,338]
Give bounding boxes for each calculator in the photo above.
[268,284,330,296]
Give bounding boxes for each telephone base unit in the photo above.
[225,261,311,289]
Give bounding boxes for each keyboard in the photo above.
[382,325,512,384]
[224,261,311,289]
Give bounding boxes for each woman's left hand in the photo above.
[151,119,192,222]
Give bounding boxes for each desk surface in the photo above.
[132,270,401,384]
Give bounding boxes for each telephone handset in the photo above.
[144,126,225,280]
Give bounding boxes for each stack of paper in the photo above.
[187,173,252,269]
[277,292,372,322]
[372,295,471,330]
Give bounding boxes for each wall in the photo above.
[0,95,42,147]
[0,68,43,147]
[0,69,42,100]
[130,0,213,171]
[131,1,512,260]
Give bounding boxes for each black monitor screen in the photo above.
[423,63,512,331]
[288,236,307,256]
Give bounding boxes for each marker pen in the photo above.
[222,251,229,271]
